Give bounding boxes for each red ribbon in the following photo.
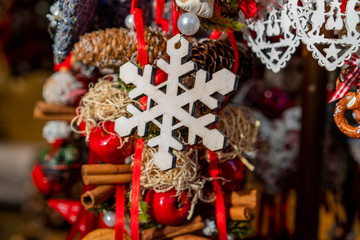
[133,8,148,66]
[172,0,180,36]
[130,138,145,240]
[227,29,239,74]
[54,52,72,71]
[155,0,169,33]
[130,0,139,13]
[208,150,228,240]
[237,0,257,19]
[115,185,126,240]
[129,1,148,239]
[210,30,222,40]
[328,54,360,103]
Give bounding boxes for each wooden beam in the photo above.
[294,47,328,240]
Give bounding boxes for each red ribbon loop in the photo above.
[133,8,148,66]
[328,54,360,103]
[155,0,170,33]
[172,0,180,36]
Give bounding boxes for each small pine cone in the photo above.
[192,39,253,80]
[73,27,169,69]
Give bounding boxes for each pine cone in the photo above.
[191,39,253,81]
[73,27,169,68]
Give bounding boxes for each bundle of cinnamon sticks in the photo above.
[33,100,76,121]
[80,164,132,210]
[141,215,205,240]
[224,189,257,221]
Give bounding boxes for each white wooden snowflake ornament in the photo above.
[287,0,360,71]
[245,6,301,73]
[115,34,239,171]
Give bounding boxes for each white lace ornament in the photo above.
[245,6,301,73]
[287,0,360,71]
[115,34,238,171]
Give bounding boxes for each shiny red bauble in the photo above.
[145,188,191,226]
[219,158,246,191]
[88,121,133,164]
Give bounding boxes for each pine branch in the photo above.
[200,14,245,32]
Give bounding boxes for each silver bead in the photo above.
[177,13,200,35]
[125,14,135,29]
[103,211,116,227]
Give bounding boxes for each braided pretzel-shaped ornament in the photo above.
[334,69,360,138]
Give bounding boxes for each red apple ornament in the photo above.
[88,121,133,164]
[145,188,191,226]
[219,158,246,191]
[31,164,64,195]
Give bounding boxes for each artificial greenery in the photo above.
[89,192,155,228]
[200,13,245,32]
[227,220,255,239]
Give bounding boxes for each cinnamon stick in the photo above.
[82,164,132,176]
[171,235,209,240]
[81,185,115,210]
[82,173,132,185]
[33,106,76,122]
[224,189,257,209]
[141,215,204,240]
[35,101,76,114]
[227,206,253,221]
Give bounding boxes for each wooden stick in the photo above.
[35,101,76,114]
[82,164,132,176]
[82,173,132,185]
[81,185,115,210]
[141,215,204,240]
[33,106,76,122]
[227,206,253,221]
[171,235,209,240]
[224,189,257,209]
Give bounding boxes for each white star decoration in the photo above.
[323,43,341,60]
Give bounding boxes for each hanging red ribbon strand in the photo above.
[115,185,126,240]
[208,150,228,240]
[171,0,180,36]
[129,2,148,240]
[155,0,169,33]
[130,138,145,240]
[133,8,148,66]
[227,29,239,74]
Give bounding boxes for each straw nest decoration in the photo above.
[217,105,260,171]
[140,145,213,219]
[71,75,138,143]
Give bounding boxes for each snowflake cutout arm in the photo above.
[115,34,238,171]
